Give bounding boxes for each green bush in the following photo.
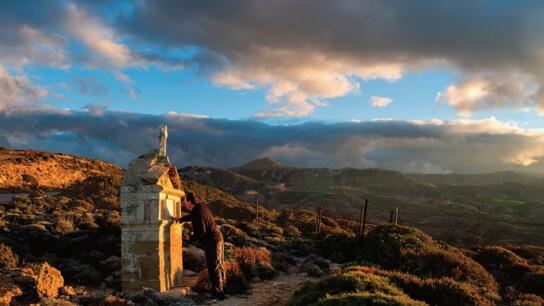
[359,225,498,293]
[288,269,425,306]
[345,266,498,306]
[471,246,544,298]
[233,246,278,280]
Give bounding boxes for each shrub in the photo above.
[506,245,544,265]
[272,252,297,272]
[318,234,360,263]
[360,225,499,293]
[221,224,251,246]
[513,293,544,306]
[288,269,425,306]
[51,216,75,234]
[0,243,19,269]
[233,246,278,280]
[345,266,497,306]
[471,246,544,298]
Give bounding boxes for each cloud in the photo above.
[64,3,134,68]
[121,0,544,117]
[1,109,544,174]
[436,73,539,116]
[370,96,393,108]
[84,104,106,117]
[74,77,108,96]
[0,65,48,112]
[0,1,68,68]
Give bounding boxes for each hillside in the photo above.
[0,148,123,191]
[413,171,544,186]
[182,158,544,246]
[1,150,544,305]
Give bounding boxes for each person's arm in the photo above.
[192,210,207,241]
[172,213,192,223]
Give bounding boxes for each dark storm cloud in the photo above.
[120,0,544,116]
[1,110,543,173]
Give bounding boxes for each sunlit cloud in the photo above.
[370,96,393,108]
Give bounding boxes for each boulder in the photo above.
[0,274,22,305]
[183,245,206,271]
[96,295,135,306]
[59,286,76,296]
[32,262,64,298]
[298,262,324,277]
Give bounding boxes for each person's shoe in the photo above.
[211,291,227,300]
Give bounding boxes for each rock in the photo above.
[39,297,78,305]
[0,275,23,305]
[96,295,135,306]
[100,256,121,270]
[32,262,64,298]
[88,251,106,262]
[302,254,330,273]
[298,262,323,277]
[183,245,206,271]
[59,286,76,296]
[104,276,114,285]
[251,276,261,282]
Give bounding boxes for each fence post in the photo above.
[389,210,394,224]
[394,207,399,225]
[359,205,364,236]
[320,204,324,235]
[359,199,368,237]
[255,193,259,227]
[362,199,368,237]
[315,204,323,236]
[315,205,320,235]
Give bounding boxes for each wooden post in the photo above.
[359,199,368,237]
[316,204,324,236]
[394,207,399,225]
[255,194,259,227]
[362,199,368,237]
[389,210,394,224]
[358,205,364,236]
[315,205,320,235]
[320,204,324,235]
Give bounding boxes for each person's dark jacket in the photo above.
[178,203,222,243]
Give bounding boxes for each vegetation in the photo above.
[288,268,426,306]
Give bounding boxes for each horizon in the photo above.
[1,1,544,174]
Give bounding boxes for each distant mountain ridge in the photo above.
[181,157,544,246]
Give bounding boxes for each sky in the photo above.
[1,0,544,173]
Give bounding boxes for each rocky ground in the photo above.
[1,150,544,305]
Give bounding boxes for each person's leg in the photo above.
[215,238,225,293]
[204,242,219,293]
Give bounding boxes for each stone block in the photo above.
[121,186,135,193]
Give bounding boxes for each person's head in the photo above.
[184,191,197,211]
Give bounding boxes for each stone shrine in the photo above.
[120,124,186,292]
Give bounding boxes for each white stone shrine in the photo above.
[120,124,186,292]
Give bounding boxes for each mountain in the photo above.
[0,148,123,191]
[181,158,544,246]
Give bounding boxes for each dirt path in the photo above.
[204,273,315,306]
